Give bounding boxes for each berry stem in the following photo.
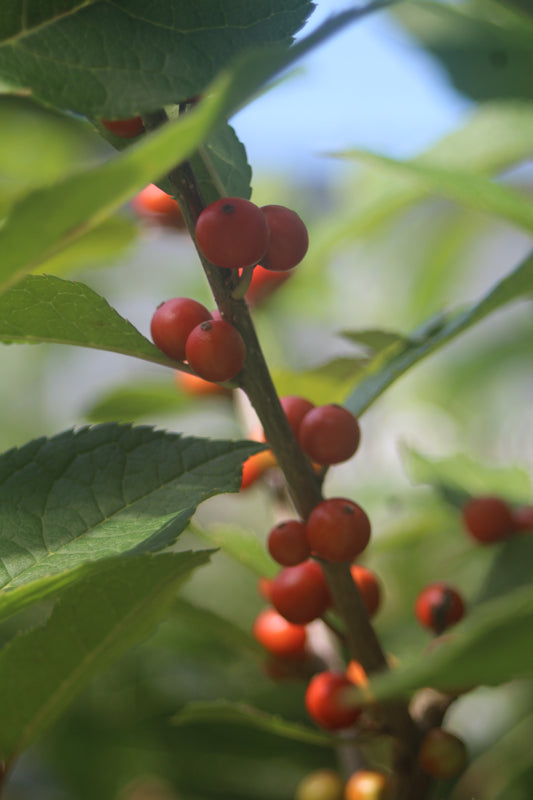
[142,108,423,798]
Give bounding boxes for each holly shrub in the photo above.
[0,2,532,800]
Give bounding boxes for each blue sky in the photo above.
[232,0,471,178]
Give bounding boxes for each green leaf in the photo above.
[34,216,138,276]
[401,446,532,508]
[393,1,533,102]
[84,381,191,423]
[311,100,533,261]
[0,1,393,294]
[0,423,262,590]
[0,275,177,367]
[339,148,533,234]
[174,700,338,748]
[189,123,252,203]
[345,249,533,416]
[0,2,100,42]
[0,0,314,118]
[340,329,409,355]
[0,94,99,217]
[273,357,368,406]
[192,522,277,579]
[476,535,533,606]
[354,584,533,704]
[0,550,211,761]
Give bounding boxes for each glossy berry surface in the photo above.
[260,204,309,271]
[101,116,144,137]
[252,608,307,659]
[350,565,382,617]
[344,770,391,800]
[418,728,468,779]
[245,265,292,307]
[294,769,344,800]
[268,519,311,566]
[195,197,269,269]
[305,670,361,730]
[185,319,246,382]
[150,298,212,361]
[298,404,361,465]
[415,582,465,635]
[270,560,330,625]
[461,495,516,544]
[305,498,371,563]
[132,184,184,228]
[280,395,316,439]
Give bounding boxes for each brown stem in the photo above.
[142,109,424,798]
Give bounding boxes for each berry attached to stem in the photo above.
[418,728,468,779]
[305,670,362,730]
[350,564,382,617]
[150,298,212,361]
[461,495,516,544]
[101,116,144,137]
[252,608,307,659]
[195,197,270,269]
[185,319,246,382]
[306,498,371,563]
[270,560,330,625]
[260,204,309,271]
[268,519,311,566]
[298,404,361,465]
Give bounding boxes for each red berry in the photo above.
[195,197,269,269]
[418,728,468,779]
[305,498,371,563]
[345,770,391,800]
[461,495,516,544]
[252,608,307,660]
[268,520,311,566]
[280,395,316,439]
[294,770,344,800]
[260,204,309,271]
[305,670,361,730]
[415,582,465,635]
[245,265,292,307]
[150,298,212,361]
[101,116,144,138]
[132,184,185,228]
[350,565,382,617]
[512,504,533,532]
[298,404,361,465]
[185,319,246,382]
[270,560,330,625]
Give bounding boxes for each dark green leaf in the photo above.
[192,522,277,579]
[0,423,262,589]
[0,551,211,761]
[0,0,314,117]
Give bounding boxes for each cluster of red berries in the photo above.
[151,298,246,383]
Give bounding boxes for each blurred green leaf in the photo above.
[174,700,338,747]
[401,445,532,508]
[0,0,314,117]
[0,94,99,217]
[192,522,277,579]
[476,535,533,605]
[339,148,533,234]
[394,1,533,102]
[34,216,138,276]
[345,249,533,416]
[273,357,368,405]
[0,551,211,761]
[0,275,177,367]
[85,381,190,423]
[355,584,533,702]
[192,123,252,203]
[0,423,262,590]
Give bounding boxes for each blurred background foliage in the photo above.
[0,1,532,799]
